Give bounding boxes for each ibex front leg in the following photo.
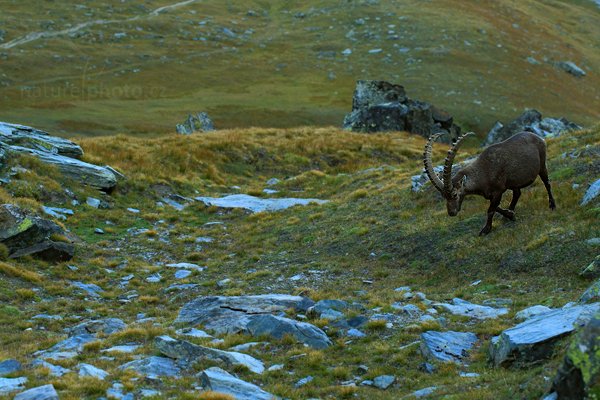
[480,194,502,236]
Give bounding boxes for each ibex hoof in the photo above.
[479,226,492,236]
[550,202,556,210]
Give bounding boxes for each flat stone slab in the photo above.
[434,298,508,320]
[199,367,275,400]
[490,303,600,367]
[31,360,70,377]
[421,331,478,364]
[515,305,552,321]
[195,194,328,213]
[155,335,265,374]
[13,384,59,400]
[0,377,27,395]
[67,318,126,336]
[119,356,181,378]
[582,179,600,206]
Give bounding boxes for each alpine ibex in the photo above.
[423,131,556,235]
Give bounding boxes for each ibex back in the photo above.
[423,131,556,235]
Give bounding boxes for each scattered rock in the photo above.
[515,305,552,321]
[434,298,508,320]
[295,375,314,388]
[119,356,181,378]
[10,240,74,262]
[0,359,21,376]
[42,206,73,220]
[71,281,104,298]
[420,331,478,364]
[175,327,212,338]
[102,344,140,354]
[35,333,96,360]
[195,194,328,213]
[13,384,58,400]
[484,109,580,145]
[343,80,461,140]
[551,312,600,399]
[68,318,126,336]
[31,360,70,377]
[199,367,275,400]
[556,61,586,77]
[78,363,109,380]
[155,335,265,374]
[176,112,215,134]
[373,374,395,390]
[581,179,600,206]
[166,262,206,272]
[581,255,600,279]
[490,303,600,367]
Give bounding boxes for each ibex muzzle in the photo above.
[423,131,556,235]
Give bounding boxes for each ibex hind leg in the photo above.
[539,167,556,210]
[496,188,520,220]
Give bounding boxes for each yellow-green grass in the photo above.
[0,0,599,137]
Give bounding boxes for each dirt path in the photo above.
[0,0,199,50]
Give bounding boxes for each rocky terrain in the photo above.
[0,1,600,399]
[0,118,598,399]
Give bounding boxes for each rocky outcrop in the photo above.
[0,121,119,191]
[551,313,600,399]
[581,179,600,206]
[0,204,74,262]
[13,384,58,400]
[484,109,580,145]
[490,303,600,367]
[176,294,330,348]
[176,112,215,134]
[343,80,461,141]
[0,121,83,158]
[119,356,181,378]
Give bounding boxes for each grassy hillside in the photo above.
[0,125,598,399]
[1,0,599,136]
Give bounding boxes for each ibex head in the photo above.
[423,132,474,216]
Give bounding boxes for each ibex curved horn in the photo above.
[442,132,475,194]
[423,133,445,193]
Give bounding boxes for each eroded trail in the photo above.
[0,0,199,50]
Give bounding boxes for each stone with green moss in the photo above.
[552,313,600,398]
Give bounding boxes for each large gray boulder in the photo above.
[0,377,27,395]
[343,80,461,140]
[246,314,332,349]
[175,294,330,348]
[420,331,478,364]
[484,109,580,145]
[199,367,276,400]
[155,335,265,374]
[551,313,600,399]
[0,121,83,158]
[176,294,314,331]
[0,204,74,262]
[490,303,600,367]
